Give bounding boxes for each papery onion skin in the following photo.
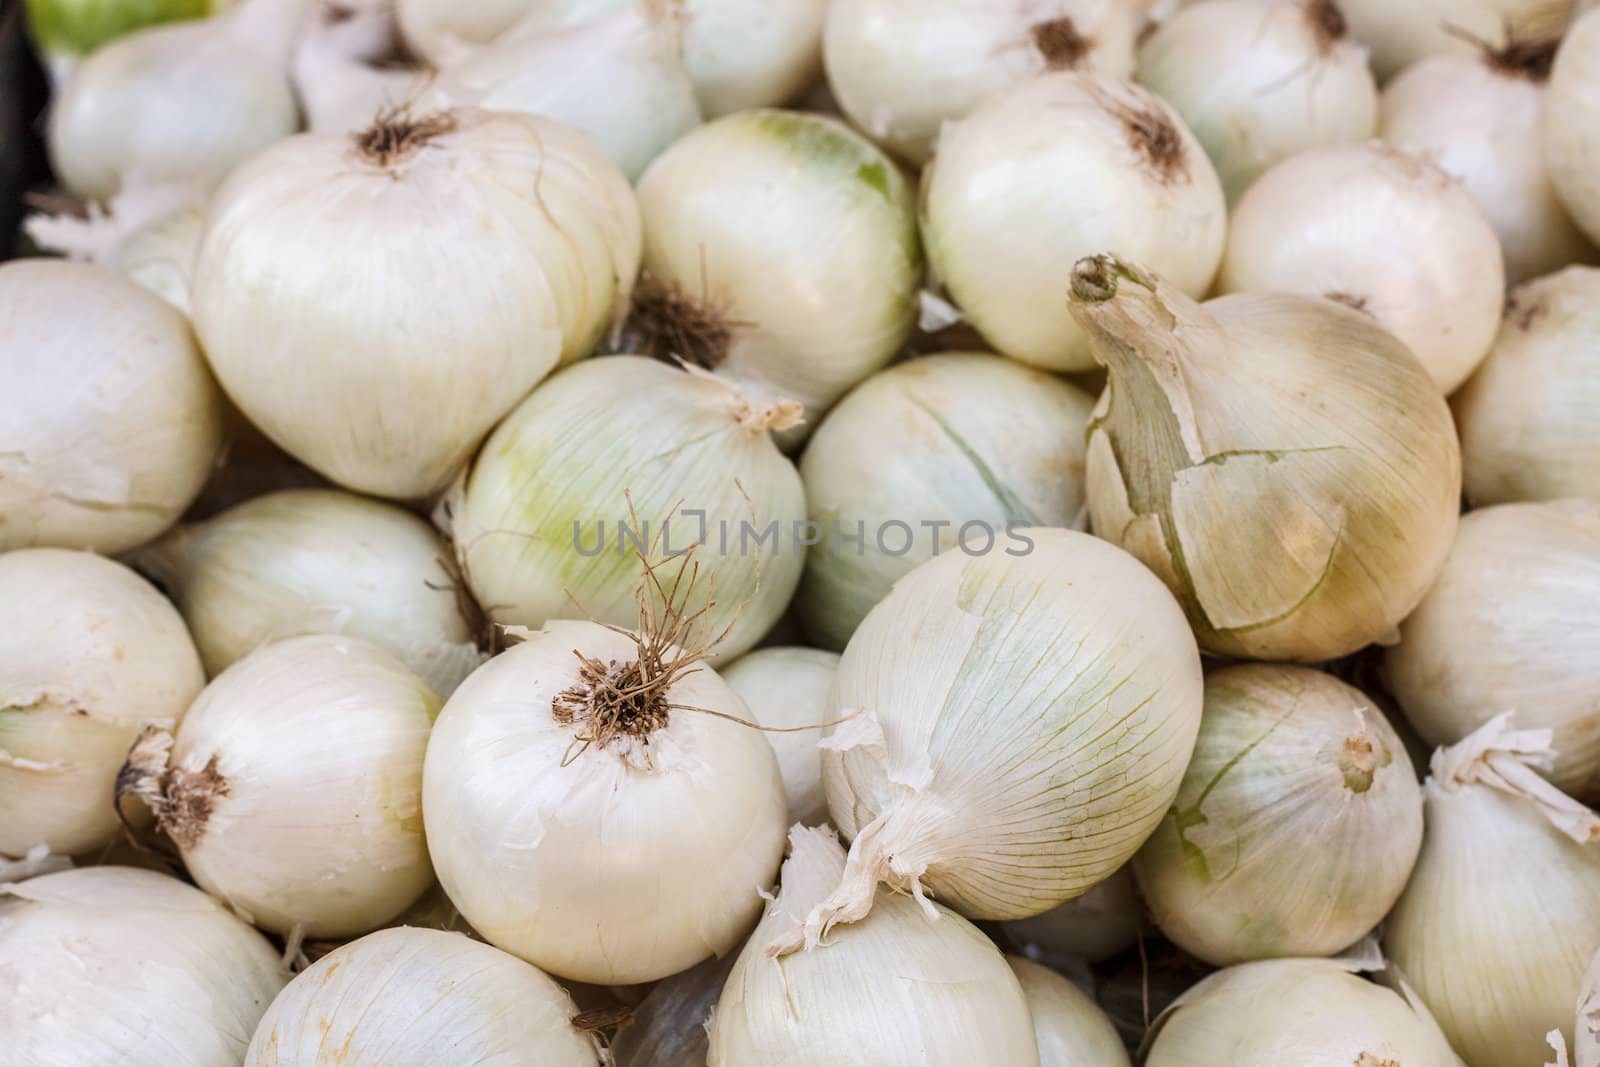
[153,634,438,938]
[1133,665,1423,966]
[423,620,787,985]
[795,352,1092,651]
[822,0,1139,165]
[0,548,205,858]
[1,866,288,1066]
[191,108,641,500]
[1144,957,1462,1066]
[1381,49,1594,284]
[1339,0,1574,80]
[708,825,1041,1066]
[1545,9,1600,253]
[0,259,222,554]
[1455,267,1600,505]
[720,646,840,826]
[1001,864,1144,965]
[1007,956,1131,1067]
[1137,0,1378,205]
[612,952,735,1067]
[1219,141,1505,393]
[633,110,920,443]
[1074,256,1463,662]
[922,71,1226,373]
[245,928,600,1066]
[805,529,1202,938]
[1385,499,1600,799]
[146,488,481,697]
[452,357,805,666]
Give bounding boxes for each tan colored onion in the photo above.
[1071,254,1462,662]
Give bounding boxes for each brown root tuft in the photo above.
[1337,730,1390,794]
[1485,36,1559,81]
[429,551,499,656]
[1324,291,1372,316]
[161,755,229,849]
[353,105,458,168]
[1306,0,1348,53]
[1032,16,1094,69]
[1110,98,1188,184]
[626,275,741,371]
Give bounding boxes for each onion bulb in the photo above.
[1385,498,1600,800]
[1455,267,1600,504]
[437,1,701,181]
[1071,254,1462,662]
[795,352,1093,650]
[1219,142,1505,393]
[117,634,439,938]
[1134,665,1423,966]
[245,928,600,1066]
[0,548,204,859]
[1137,0,1378,204]
[1007,956,1131,1067]
[612,952,734,1067]
[192,106,641,500]
[136,488,482,697]
[922,72,1226,373]
[720,646,840,826]
[708,825,1041,1065]
[423,615,787,984]
[631,110,920,443]
[47,0,304,200]
[0,259,223,553]
[775,529,1201,950]
[451,357,805,666]
[1546,8,1600,249]
[822,0,1140,165]
[1,866,288,1065]
[1001,865,1144,965]
[1385,715,1600,1067]
[1339,0,1574,80]
[1381,43,1594,283]
[1144,955,1462,1066]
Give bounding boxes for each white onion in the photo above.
[719,646,839,826]
[1455,267,1600,504]
[822,0,1139,165]
[423,619,787,984]
[1546,8,1600,248]
[1381,46,1594,283]
[1008,956,1131,1067]
[1137,0,1378,204]
[451,357,806,666]
[1384,498,1600,800]
[138,488,482,696]
[1001,864,1144,965]
[779,529,1201,949]
[0,866,288,1065]
[438,1,700,181]
[1386,716,1600,1067]
[795,352,1093,650]
[922,71,1226,373]
[1219,141,1505,393]
[245,928,600,1066]
[1144,956,1461,1066]
[0,259,222,553]
[708,825,1041,1065]
[632,110,920,442]
[48,0,304,200]
[1339,0,1574,80]
[1134,665,1423,966]
[118,634,439,938]
[0,548,205,859]
[191,106,641,499]
[1071,255,1463,662]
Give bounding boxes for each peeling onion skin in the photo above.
[1073,256,1462,663]
[922,72,1226,373]
[1,866,289,1067]
[0,548,205,859]
[1007,956,1131,1067]
[822,0,1139,165]
[1133,665,1423,967]
[0,259,223,554]
[1384,500,1600,801]
[1219,142,1505,394]
[244,928,600,1067]
[1546,8,1600,250]
[1338,0,1574,81]
[1455,267,1600,505]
